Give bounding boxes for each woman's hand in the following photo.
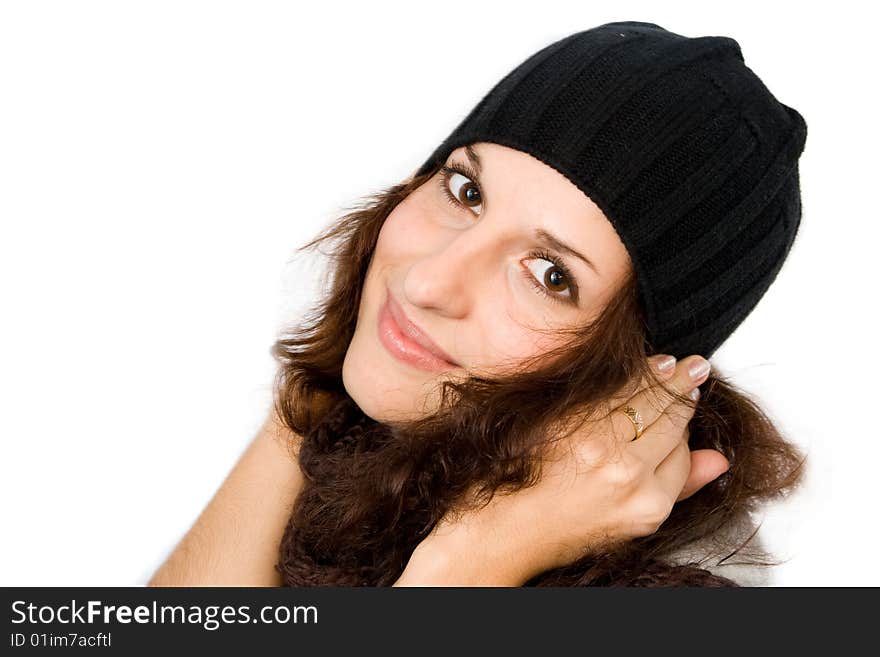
[396,354,730,586]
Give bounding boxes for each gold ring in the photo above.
[620,405,645,441]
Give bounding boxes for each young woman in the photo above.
[149,21,807,587]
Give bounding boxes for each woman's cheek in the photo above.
[381,205,446,259]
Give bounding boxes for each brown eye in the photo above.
[446,172,483,214]
[545,267,568,293]
[523,258,573,299]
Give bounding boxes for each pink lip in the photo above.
[377,287,460,373]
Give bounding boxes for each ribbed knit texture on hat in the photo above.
[415,21,808,359]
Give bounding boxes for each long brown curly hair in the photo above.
[271,166,807,587]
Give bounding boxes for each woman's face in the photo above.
[343,142,632,424]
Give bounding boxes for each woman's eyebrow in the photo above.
[464,144,483,176]
[535,228,599,275]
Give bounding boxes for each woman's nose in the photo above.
[403,230,493,318]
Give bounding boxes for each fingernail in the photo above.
[689,387,700,401]
[688,358,711,382]
[655,355,676,373]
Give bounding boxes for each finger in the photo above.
[627,388,699,466]
[604,353,678,412]
[653,439,691,503]
[613,355,710,445]
[673,449,731,501]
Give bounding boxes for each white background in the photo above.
[1,1,874,586]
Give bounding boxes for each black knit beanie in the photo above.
[415,21,808,360]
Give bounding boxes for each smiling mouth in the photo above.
[377,288,460,373]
